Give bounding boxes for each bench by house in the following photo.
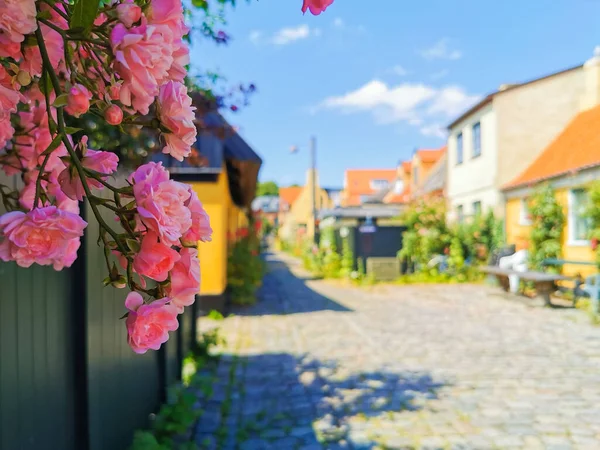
[480,265,573,307]
[542,258,600,313]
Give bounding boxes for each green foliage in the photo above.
[301,240,324,277]
[340,234,354,278]
[227,227,265,305]
[256,181,279,197]
[585,181,600,267]
[70,0,100,35]
[152,388,199,445]
[528,184,565,270]
[319,227,341,279]
[447,237,465,273]
[398,199,450,267]
[130,431,170,450]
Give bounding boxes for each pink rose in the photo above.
[0,206,87,270]
[58,138,119,201]
[110,20,174,115]
[21,21,64,77]
[133,232,180,282]
[157,81,196,161]
[147,0,188,40]
[104,104,123,125]
[0,65,19,116]
[117,0,142,28]
[65,84,91,118]
[168,39,189,83]
[0,33,21,59]
[182,187,212,244]
[167,247,200,313]
[132,162,192,245]
[301,0,334,15]
[125,292,179,354]
[0,0,37,43]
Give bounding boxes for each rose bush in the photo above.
[0,0,334,354]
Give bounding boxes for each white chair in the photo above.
[498,250,529,293]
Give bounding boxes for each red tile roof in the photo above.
[343,169,397,206]
[401,161,412,173]
[504,105,600,189]
[416,147,446,164]
[384,185,411,204]
[279,186,302,209]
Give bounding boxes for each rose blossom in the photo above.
[132,232,180,282]
[64,84,92,118]
[0,0,37,43]
[117,0,142,28]
[125,292,179,354]
[58,137,119,201]
[182,186,212,244]
[131,162,192,245]
[301,0,334,15]
[167,247,200,313]
[110,20,174,115]
[104,104,123,125]
[157,81,196,161]
[0,206,87,270]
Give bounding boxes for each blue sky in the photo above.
[192,0,600,188]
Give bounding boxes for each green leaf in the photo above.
[64,126,83,134]
[40,134,65,156]
[70,0,101,35]
[53,93,69,107]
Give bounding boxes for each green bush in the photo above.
[227,227,265,305]
[528,184,565,270]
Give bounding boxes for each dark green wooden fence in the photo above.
[0,174,197,450]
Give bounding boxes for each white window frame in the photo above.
[519,198,532,226]
[369,179,389,191]
[568,188,590,246]
[472,122,481,158]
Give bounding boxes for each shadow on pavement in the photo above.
[193,352,447,450]
[230,252,353,316]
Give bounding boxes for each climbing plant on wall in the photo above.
[528,184,565,270]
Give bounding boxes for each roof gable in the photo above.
[504,105,600,189]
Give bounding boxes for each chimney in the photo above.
[581,46,600,111]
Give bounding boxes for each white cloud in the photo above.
[316,79,481,132]
[427,86,480,117]
[333,17,344,28]
[430,69,449,80]
[249,30,262,45]
[391,65,408,76]
[250,25,320,46]
[420,38,462,60]
[420,124,447,139]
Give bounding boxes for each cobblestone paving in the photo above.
[194,252,600,450]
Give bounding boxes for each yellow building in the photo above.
[159,110,262,313]
[278,169,334,241]
[502,50,600,277]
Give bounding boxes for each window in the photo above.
[457,205,464,223]
[456,132,463,164]
[519,198,532,226]
[472,122,481,158]
[413,167,419,184]
[569,189,590,244]
[394,180,404,194]
[359,195,371,204]
[369,179,389,191]
[472,201,482,216]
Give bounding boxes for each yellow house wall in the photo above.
[188,167,248,296]
[505,189,596,278]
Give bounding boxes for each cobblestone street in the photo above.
[194,252,600,449]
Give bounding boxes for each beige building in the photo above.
[278,169,333,241]
[446,52,590,221]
